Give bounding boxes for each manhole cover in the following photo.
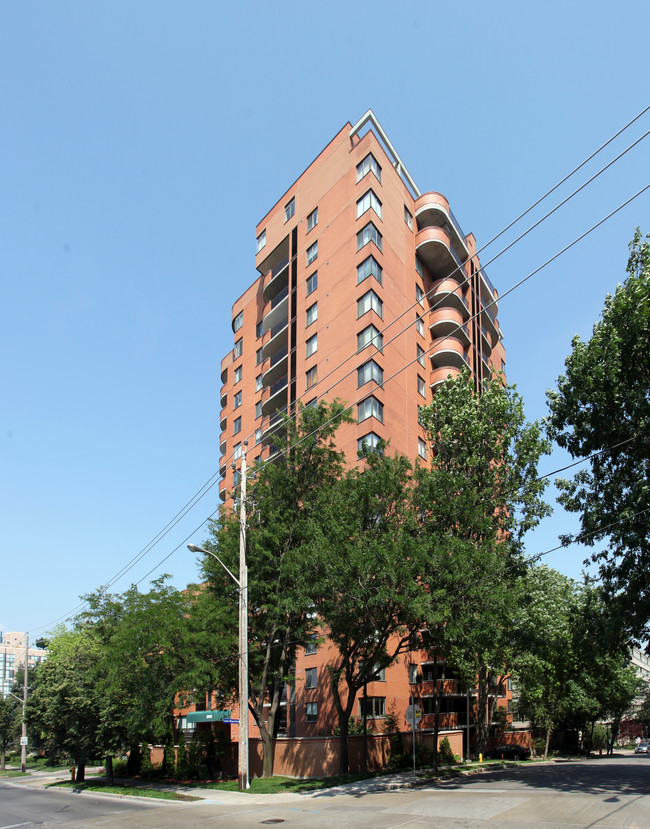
[260,821,285,825]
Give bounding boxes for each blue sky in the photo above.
[2,1,649,635]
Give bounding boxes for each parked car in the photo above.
[487,744,531,761]
[634,741,649,754]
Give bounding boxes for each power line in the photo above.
[25,111,650,629]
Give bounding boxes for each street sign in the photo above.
[20,737,28,746]
[405,704,422,729]
[223,719,239,724]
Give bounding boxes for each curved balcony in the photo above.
[220,352,232,384]
[263,294,289,335]
[257,236,289,278]
[262,348,288,387]
[430,340,471,372]
[481,298,499,341]
[262,257,290,303]
[480,322,494,357]
[415,192,469,262]
[220,412,227,431]
[430,366,462,389]
[219,482,227,502]
[220,388,227,408]
[220,438,227,455]
[478,266,498,310]
[262,377,288,417]
[416,226,465,280]
[428,308,470,348]
[430,280,470,320]
[262,321,288,361]
[262,411,286,445]
[219,459,227,477]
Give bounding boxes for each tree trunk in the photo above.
[259,725,274,778]
[544,720,552,759]
[105,755,113,785]
[76,760,86,783]
[1,744,5,771]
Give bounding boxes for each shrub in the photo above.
[437,737,455,765]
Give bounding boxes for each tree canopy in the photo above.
[547,229,650,642]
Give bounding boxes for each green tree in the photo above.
[547,229,650,642]
[309,449,430,774]
[203,400,352,778]
[416,370,551,758]
[0,696,20,770]
[26,626,106,781]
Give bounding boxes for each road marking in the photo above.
[0,823,31,829]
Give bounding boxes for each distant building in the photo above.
[0,632,48,698]
[630,646,650,713]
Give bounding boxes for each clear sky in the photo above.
[2,1,649,636]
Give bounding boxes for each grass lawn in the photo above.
[48,780,201,802]
[193,769,405,794]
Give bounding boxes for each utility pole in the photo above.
[21,633,28,773]
[238,442,249,791]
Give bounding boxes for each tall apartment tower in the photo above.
[219,110,504,498]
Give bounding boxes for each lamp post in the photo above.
[188,445,249,790]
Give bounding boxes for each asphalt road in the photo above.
[2,753,649,828]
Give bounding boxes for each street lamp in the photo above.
[187,447,249,790]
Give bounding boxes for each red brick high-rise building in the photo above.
[213,111,508,767]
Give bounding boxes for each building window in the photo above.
[404,206,413,230]
[418,437,427,459]
[357,255,383,287]
[256,347,263,366]
[306,241,318,266]
[305,635,318,655]
[357,289,383,319]
[357,189,382,220]
[285,197,295,222]
[255,428,262,445]
[305,667,317,689]
[256,374,263,392]
[357,324,383,352]
[307,207,318,232]
[306,333,318,357]
[233,469,241,487]
[357,221,382,252]
[417,375,426,397]
[416,314,424,336]
[306,271,318,296]
[234,390,242,409]
[358,432,384,456]
[416,284,425,307]
[256,320,264,339]
[415,256,423,277]
[233,416,241,435]
[256,229,266,253]
[409,664,420,683]
[306,702,318,723]
[358,395,384,424]
[306,302,318,326]
[233,338,243,359]
[234,366,242,384]
[233,310,243,332]
[359,696,385,719]
[357,152,381,183]
[255,401,262,419]
[357,359,383,388]
[417,344,425,367]
[233,442,242,460]
[367,664,386,682]
[306,365,317,389]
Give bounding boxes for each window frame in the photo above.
[285,197,295,222]
[356,188,382,220]
[357,394,384,424]
[256,229,266,253]
[233,310,243,332]
[306,701,318,723]
[306,271,318,296]
[359,696,386,719]
[357,289,383,319]
[357,254,383,287]
[306,332,318,358]
[357,221,382,252]
[357,152,382,184]
[306,302,318,326]
[404,206,413,230]
[306,240,318,266]
[307,206,318,232]
[357,432,384,457]
[306,364,317,389]
[233,338,243,359]
[234,390,242,409]
[357,324,383,353]
[305,667,317,689]
[233,416,242,435]
[357,358,383,388]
